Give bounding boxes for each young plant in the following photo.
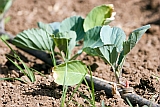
[12,4,115,106]
[0,36,38,83]
[12,4,115,86]
[83,24,151,86]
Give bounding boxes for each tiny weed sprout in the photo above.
[0,36,39,83]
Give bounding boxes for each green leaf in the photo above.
[53,31,76,58]
[100,25,126,52]
[37,22,53,35]
[99,46,118,66]
[52,60,88,86]
[83,47,99,56]
[83,26,103,49]
[59,16,85,41]
[122,24,151,55]
[49,22,60,34]
[118,25,150,68]
[37,22,60,35]
[126,24,151,53]
[12,28,54,52]
[123,41,131,55]
[83,4,114,32]
[83,26,104,56]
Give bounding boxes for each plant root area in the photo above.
[0,0,159,106]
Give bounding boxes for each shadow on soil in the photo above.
[23,82,63,99]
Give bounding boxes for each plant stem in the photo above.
[84,76,96,107]
[115,55,126,84]
[50,50,56,66]
[61,39,69,106]
[111,65,120,83]
[61,62,68,107]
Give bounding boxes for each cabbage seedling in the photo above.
[12,4,115,86]
[83,25,151,85]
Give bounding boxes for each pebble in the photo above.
[11,70,19,77]
[123,62,130,68]
[21,75,32,83]
[7,82,15,89]
[47,75,54,82]
[138,66,144,70]
[147,62,154,70]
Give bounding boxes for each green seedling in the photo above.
[83,24,150,85]
[0,37,44,83]
[12,4,114,86]
[11,4,120,106]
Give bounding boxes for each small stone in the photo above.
[7,82,14,89]
[14,80,21,85]
[147,62,154,70]
[21,75,32,83]
[138,66,143,70]
[123,62,130,68]
[2,82,7,86]
[47,75,54,82]
[11,70,19,77]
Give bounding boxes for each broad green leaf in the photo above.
[53,31,76,58]
[12,28,54,52]
[83,26,103,49]
[37,22,60,35]
[126,24,151,53]
[83,4,114,32]
[52,60,88,86]
[83,26,103,57]
[100,25,126,52]
[118,25,150,67]
[59,16,85,41]
[99,46,118,66]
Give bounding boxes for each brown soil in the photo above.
[0,0,160,106]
